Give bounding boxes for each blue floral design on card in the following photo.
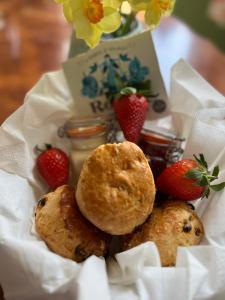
[129,57,149,84]
[82,76,98,99]
[81,54,152,101]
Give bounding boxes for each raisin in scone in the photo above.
[122,200,204,266]
[76,141,156,235]
[35,185,111,262]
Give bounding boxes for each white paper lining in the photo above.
[0,60,225,299]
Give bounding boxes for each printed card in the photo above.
[63,30,168,120]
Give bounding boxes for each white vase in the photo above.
[68,17,144,58]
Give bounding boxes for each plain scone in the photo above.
[35,185,111,262]
[122,200,204,266]
[76,141,156,235]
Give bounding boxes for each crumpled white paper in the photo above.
[1,59,225,300]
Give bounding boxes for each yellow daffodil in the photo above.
[57,0,122,48]
[128,0,176,29]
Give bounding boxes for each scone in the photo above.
[76,141,156,235]
[122,200,204,266]
[35,185,111,262]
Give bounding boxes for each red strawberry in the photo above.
[156,154,225,201]
[36,144,69,190]
[113,87,149,144]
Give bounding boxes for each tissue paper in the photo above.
[1,60,225,300]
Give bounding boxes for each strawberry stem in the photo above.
[120,87,137,95]
[186,153,225,199]
[45,144,52,150]
[34,144,52,155]
[34,145,44,154]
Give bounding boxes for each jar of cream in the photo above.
[63,117,108,184]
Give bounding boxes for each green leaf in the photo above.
[202,187,210,198]
[210,182,225,191]
[133,80,151,91]
[186,169,203,180]
[199,176,209,186]
[193,153,208,169]
[199,153,208,169]
[45,143,52,150]
[193,154,202,166]
[120,87,136,96]
[187,153,225,199]
[212,166,219,180]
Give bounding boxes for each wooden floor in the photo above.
[1,1,225,299]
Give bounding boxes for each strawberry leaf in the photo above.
[186,169,203,180]
[34,145,44,154]
[199,153,208,169]
[199,176,209,186]
[185,153,225,199]
[211,166,219,181]
[193,153,208,169]
[193,154,203,166]
[202,187,210,198]
[45,144,52,150]
[210,182,225,191]
[120,87,136,96]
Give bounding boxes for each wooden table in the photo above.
[1,3,225,299]
[1,3,225,126]
[0,0,72,125]
[153,17,225,95]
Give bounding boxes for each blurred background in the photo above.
[0,0,225,125]
[0,0,225,298]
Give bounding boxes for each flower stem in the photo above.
[120,13,136,36]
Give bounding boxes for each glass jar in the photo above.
[138,127,185,178]
[63,117,108,184]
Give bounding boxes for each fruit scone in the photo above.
[121,200,204,266]
[35,185,111,262]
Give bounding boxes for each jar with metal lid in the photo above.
[138,126,185,178]
[62,117,108,184]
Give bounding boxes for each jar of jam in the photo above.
[139,127,185,178]
[61,117,108,184]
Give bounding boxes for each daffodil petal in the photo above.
[63,0,82,14]
[163,0,176,16]
[57,0,177,48]
[103,0,122,9]
[127,0,148,11]
[74,9,102,48]
[97,7,121,33]
[145,7,162,29]
[63,3,74,23]
[55,0,66,3]
[60,0,83,22]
